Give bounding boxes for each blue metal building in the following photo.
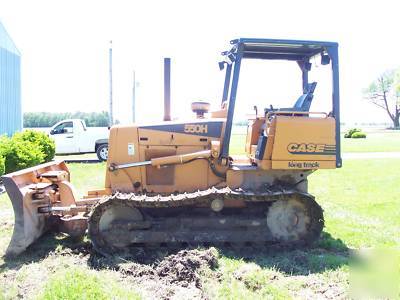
[0,21,21,136]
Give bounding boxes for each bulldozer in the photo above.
[2,38,341,256]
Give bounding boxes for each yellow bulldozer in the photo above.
[2,38,341,256]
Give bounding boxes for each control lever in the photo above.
[253,105,258,118]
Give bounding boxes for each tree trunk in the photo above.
[394,115,400,128]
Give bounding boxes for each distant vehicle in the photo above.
[49,119,109,161]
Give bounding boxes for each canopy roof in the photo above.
[224,38,337,61]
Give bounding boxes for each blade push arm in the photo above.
[109,150,212,172]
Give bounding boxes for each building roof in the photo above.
[0,21,20,56]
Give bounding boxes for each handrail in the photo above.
[266,111,328,119]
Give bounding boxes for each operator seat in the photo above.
[264,81,317,115]
[256,82,317,160]
[292,82,317,112]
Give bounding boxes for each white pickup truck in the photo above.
[49,119,109,161]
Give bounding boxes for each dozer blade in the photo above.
[2,161,70,256]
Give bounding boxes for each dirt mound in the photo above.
[155,248,218,288]
[102,248,219,299]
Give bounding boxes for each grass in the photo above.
[202,260,291,299]
[1,158,399,299]
[38,267,140,300]
[229,130,400,155]
[67,162,106,196]
[310,159,400,248]
[201,158,400,298]
[341,131,400,153]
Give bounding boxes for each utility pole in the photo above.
[163,57,171,121]
[132,70,136,123]
[108,40,114,126]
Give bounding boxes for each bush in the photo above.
[344,128,367,138]
[351,132,367,138]
[0,136,12,172]
[3,139,44,174]
[13,130,55,162]
[0,132,51,174]
[344,128,361,138]
[0,156,5,176]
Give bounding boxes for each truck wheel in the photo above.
[96,144,108,161]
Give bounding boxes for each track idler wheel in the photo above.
[88,198,147,256]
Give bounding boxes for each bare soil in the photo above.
[88,247,219,299]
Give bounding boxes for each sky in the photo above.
[0,0,399,125]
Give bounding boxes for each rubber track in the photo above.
[88,187,324,256]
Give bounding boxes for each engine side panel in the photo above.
[139,145,210,193]
[105,125,142,192]
[106,119,226,194]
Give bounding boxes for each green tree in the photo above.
[23,111,110,128]
[363,69,400,128]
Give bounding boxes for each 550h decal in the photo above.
[184,124,208,134]
[140,122,223,138]
[287,143,336,155]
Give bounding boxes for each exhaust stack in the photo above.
[164,57,171,121]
